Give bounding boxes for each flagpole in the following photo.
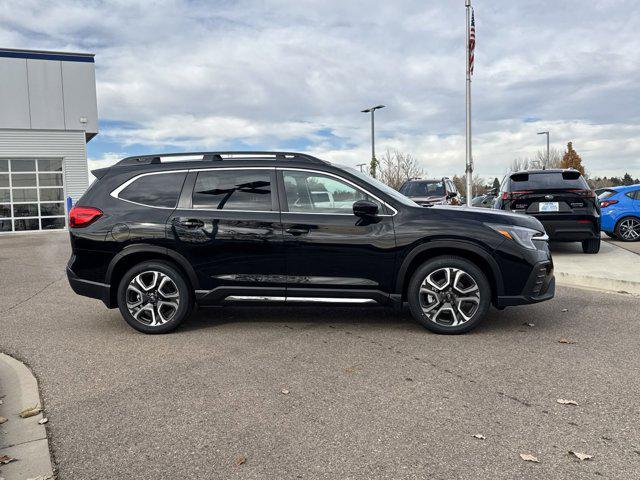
[465,0,473,206]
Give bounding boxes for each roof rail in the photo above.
[115,151,327,167]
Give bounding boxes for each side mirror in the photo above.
[353,200,379,217]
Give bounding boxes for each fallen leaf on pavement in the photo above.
[0,416,7,424]
[519,453,540,463]
[523,322,535,327]
[18,405,41,418]
[0,454,16,465]
[280,389,290,395]
[235,455,246,466]
[38,417,48,425]
[557,398,579,406]
[569,451,593,461]
[344,366,358,374]
[562,308,568,312]
[558,338,575,344]
[472,434,485,440]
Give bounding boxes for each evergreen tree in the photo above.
[622,172,634,185]
[492,177,500,190]
[560,142,585,175]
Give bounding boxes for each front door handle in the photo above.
[286,226,310,236]
[175,218,204,229]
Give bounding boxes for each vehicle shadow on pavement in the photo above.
[161,303,552,335]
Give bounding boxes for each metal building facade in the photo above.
[0,48,98,233]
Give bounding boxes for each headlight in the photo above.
[485,223,548,250]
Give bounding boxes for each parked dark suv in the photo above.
[398,177,460,206]
[494,169,601,253]
[67,152,554,334]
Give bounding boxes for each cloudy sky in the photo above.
[1,0,639,179]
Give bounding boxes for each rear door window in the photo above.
[192,169,275,211]
[509,171,589,190]
[118,172,187,208]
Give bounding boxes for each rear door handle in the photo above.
[175,218,204,229]
[286,226,310,236]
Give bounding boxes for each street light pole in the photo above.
[356,163,367,173]
[361,105,385,177]
[537,131,550,166]
[465,0,473,206]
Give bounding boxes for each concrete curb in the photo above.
[0,353,54,480]
[555,272,640,295]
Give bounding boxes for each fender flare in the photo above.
[105,244,200,289]
[395,240,504,297]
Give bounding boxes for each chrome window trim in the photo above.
[110,166,398,216]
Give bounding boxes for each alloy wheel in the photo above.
[419,267,481,327]
[126,270,180,327]
[619,218,640,241]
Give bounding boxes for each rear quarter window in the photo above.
[118,172,187,208]
[509,171,589,190]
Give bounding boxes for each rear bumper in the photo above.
[496,261,555,307]
[67,267,114,308]
[534,217,599,241]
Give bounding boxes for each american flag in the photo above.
[469,9,476,75]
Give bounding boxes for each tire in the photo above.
[614,216,640,242]
[407,256,491,334]
[581,237,601,254]
[117,260,193,334]
[604,232,618,239]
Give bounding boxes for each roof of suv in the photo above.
[510,168,580,176]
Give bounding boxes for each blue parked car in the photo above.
[599,184,640,241]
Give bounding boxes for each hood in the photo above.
[428,205,545,231]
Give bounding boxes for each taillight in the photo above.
[502,190,532,201]
[600,199,619,208]
[69,206,103,228]
[568,189,596,198]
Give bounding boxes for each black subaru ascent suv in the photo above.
[67,152,554,334]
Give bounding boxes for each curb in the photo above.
[555,272,640,296]
[0,353,54,480]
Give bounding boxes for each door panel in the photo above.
[278,169,396,296]
[167,168,285,295]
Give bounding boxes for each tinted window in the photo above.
[400,181,445,197]
[119,172,187,208]
[283,170,382,214]
[509,171,589,190]
[598,189,617,199]
[193,170,273,211]
[625,190,640,200]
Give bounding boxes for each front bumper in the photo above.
[67,267,114,308]
[496,260,555,307]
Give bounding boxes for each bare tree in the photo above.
[378,149,424,189]
[510,148,563,173]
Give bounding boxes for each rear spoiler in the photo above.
[91,167,111,180]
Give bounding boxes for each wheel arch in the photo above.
[396,241,503,304]
[105,245,199,307]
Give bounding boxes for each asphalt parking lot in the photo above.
[1,233,639,479]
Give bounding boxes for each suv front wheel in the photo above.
[117,260,194,334]
[407,256,491,334]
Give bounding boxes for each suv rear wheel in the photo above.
[407,256,491,334]
[581,237,601,254]
[117,260,193,334]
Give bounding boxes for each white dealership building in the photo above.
[0,48,98,233]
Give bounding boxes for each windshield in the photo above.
[399,181,445,197]
[341,167,419,207]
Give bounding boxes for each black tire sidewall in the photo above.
[117,261,193,334]
[615,217,640,242]
[407,256,491,334]
[581,238,601,253]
